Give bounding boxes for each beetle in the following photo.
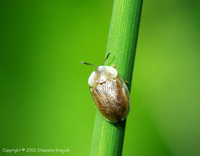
[81,52,130,122]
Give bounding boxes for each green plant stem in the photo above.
[90,0,143,155]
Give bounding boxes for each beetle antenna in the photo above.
[102,52,111,65]
[81,61,98,67]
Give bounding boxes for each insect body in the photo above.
[82,52,130,122]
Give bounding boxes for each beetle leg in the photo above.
[111,64,116,68]
[125,81,128,85]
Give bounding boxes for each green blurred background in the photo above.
[0,0,200,155]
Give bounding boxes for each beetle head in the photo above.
[81,52,116,86]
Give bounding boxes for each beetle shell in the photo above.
[89,66,130,122]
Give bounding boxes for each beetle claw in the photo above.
[111,64,116,68]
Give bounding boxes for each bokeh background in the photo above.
[1,0,200,155]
